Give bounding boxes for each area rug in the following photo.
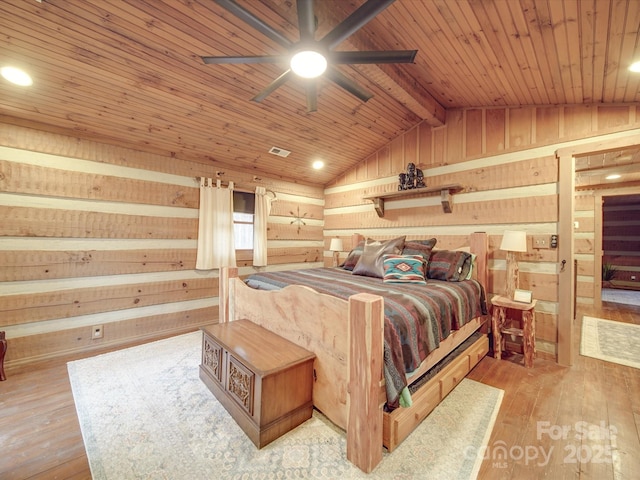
[602,288,640,307]
[68,331,503,480]
[580,316,640,369]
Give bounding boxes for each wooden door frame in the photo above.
[556,133,640,366]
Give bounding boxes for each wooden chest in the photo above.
[199,319,315,448]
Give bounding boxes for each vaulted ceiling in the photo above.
[1,0,639,186]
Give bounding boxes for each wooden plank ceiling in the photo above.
[1,0,639,186]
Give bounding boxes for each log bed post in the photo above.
[347,292,384,473]
[219,267,238,323]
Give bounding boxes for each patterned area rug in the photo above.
[68,332,503,479]
[580,316,640,369]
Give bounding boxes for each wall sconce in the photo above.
[329,238,343,267]
[500,230,527,299]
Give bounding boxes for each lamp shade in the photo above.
[329,238,343,252]
[500,230,527,252]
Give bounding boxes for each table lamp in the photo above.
[500,230,527,299]
[330,238,343,267]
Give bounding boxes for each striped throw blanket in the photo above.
[245,267,487,409]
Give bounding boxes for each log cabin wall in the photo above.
[0,123,324,375]
[324,104,640,360]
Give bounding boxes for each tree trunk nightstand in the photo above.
[199,319,316,448]
[491,295,537,368]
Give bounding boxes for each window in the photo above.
[233,191,254,250]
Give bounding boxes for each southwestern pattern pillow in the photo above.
[382,254,427,284]
[427,249,474,282]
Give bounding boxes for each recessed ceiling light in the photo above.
[629,61,640,73]
[312,160,324,170]
[1,66,33,86]
[606,174,621,180]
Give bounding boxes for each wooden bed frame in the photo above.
[218,232,489,473]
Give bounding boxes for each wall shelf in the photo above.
[363,184,463,217]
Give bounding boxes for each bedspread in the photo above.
[245,267,487,409]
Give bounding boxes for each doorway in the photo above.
[601,193,640,307]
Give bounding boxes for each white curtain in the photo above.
[196,178,236,270]
[253,186,272,267]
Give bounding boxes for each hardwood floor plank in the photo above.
[1,302,639,479]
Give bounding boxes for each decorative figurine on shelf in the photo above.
[416,168,426,188]
[398,172,407,191]
[406,162,416,189]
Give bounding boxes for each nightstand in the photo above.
[491,295,537,368]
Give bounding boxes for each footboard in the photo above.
[219,267,385,472]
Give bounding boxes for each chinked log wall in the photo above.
[324,104,640,360]
[0,124,324,375]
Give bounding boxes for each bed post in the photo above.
[469,232,488,289]
[219,267,238,323]
[347,292,384,473]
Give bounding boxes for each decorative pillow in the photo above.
[402,238,437,264]
[383,254,427,284]
[341,240,365,271]
[427,249,474,282]
[352,236,406,278]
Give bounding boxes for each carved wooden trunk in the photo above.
[199,319,315,448]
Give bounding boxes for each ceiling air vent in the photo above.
[268,146,291,157]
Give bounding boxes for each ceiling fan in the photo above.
[202,0,417,112]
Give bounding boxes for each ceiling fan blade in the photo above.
[324,66,373,103]
[297,0,316,43]
[305,81,318,112]
[202,55,289,65]
[251,70,293,103]
[321,0,396,50]
[214,0,293,49]
[331,50,417,64]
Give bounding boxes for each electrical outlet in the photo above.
[532,235,551,249]
[92,325,103,339]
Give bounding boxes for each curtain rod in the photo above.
[194,176,277,199]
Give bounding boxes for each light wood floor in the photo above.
[1,301,639,480]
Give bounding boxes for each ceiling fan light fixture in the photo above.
[290,50,327,78]
[629,61,640,72]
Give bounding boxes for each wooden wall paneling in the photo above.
[485,108,506,153]
[389,136,404,174]
[0,249,196,282]
[263,247,323,265]
[417,123,433,167]
[536,107,560,144]
[432,127,447,166]
[508,107,532,148]
[1,206,198,239]
[465,109,483,158]
[564,105,594,139]
[377,146,392,178]
[365,152,378,180]
[1,126,325,200]
[269,200,324,220]
[428,156,558,192]
[0,159,199,208]
[445,110,465,164]
[4,307,215,372]
[324,195,559,230]
[597,106,633,130]
[403,126,418,169]
[267,223,324,241]
[2,277,216,326]
[574,238,595,255]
